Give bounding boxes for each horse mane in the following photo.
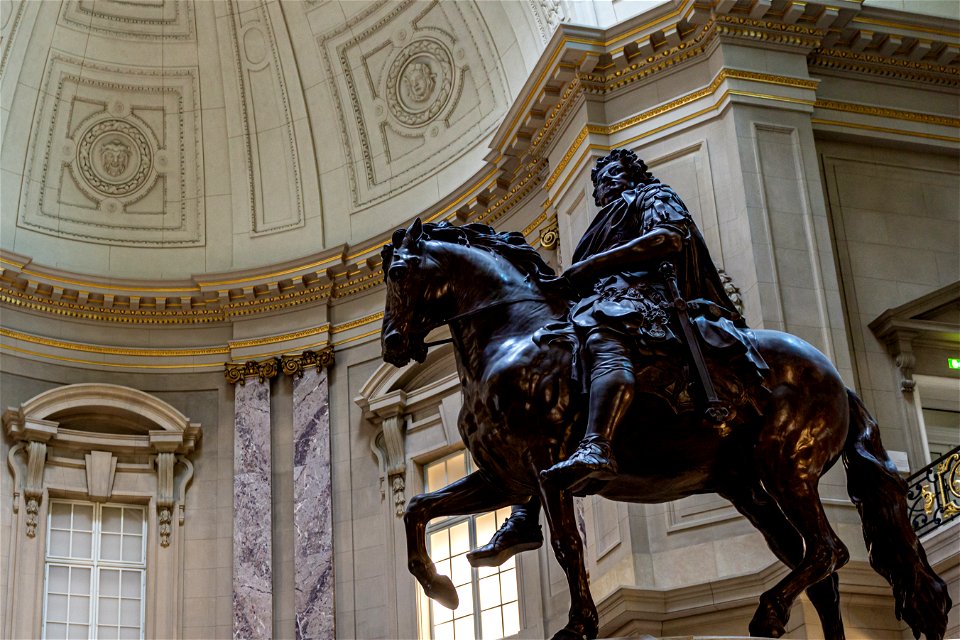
[419,221,565,289]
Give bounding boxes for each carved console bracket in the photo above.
[360,390,409,517]
[281,347,335,377]
[2,415,57,537]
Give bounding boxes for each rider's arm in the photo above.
[564,226,683,286]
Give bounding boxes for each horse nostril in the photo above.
[383,331,404,352]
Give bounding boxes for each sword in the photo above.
[659,261,731,425]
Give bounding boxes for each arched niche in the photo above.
[355,342,461,517]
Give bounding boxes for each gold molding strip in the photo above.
[810,118,960,143]
[228,325,330,350]
[814,99,960,127]
[0,344,224,369]
[851,16,960,38]
[0,328,229,357]
[331,312,383,334]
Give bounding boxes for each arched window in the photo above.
[3,384,201,639]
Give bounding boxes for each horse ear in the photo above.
[409,217,423,242]
[381,244,394,278]
[392,227,406,248]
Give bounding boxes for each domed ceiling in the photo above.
[0,0,559,280]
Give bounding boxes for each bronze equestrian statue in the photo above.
[380,149,951,640]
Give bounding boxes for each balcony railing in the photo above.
[906,444,960,536]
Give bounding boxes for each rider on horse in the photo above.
[468,148,768,567]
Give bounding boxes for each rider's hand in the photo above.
[563,259,595,291]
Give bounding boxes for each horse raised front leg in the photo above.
[403,470,521,610]
[537,481,599,640]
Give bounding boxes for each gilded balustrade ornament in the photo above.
[908,446,960,536]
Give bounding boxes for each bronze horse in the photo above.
[380,218,950,640]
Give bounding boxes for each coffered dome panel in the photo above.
[0,0,546,280]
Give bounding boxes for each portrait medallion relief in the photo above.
[76,119,153,198]
[387,38,454,127]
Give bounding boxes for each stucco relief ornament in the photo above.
[387,38,454,127]
[77,119,152,197]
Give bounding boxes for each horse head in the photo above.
[381,218,446,367]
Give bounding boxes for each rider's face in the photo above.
[594,160,635,206]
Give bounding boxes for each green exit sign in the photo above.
[950,358,960,370]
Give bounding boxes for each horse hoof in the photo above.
[425,574,459,610]
[749,601,786,638]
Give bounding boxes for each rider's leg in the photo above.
[467,498,543,568]
[542,330,634,489]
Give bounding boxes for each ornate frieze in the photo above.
[58,0,194,41]
[18,52,203,247]
[317,0,508,207]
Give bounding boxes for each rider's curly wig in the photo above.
[590,149,655,204]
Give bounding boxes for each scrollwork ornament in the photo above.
[540,223,559,250]
[224,359,281,385]
[280,348,335,377]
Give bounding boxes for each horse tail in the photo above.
[842,389,951,639]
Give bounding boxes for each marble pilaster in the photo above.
[292,367,334,639]
[233,380,273,639]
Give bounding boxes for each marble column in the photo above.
[292,367,334,639]
[233,380,273,639]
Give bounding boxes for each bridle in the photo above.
[420,295,549,348]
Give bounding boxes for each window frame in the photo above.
[41,499,148,640]
[418,451,523,640]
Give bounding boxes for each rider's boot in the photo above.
[467,504,543,568]
[541,368,632,490]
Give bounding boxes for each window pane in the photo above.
[445,453,466,485]
[122,508,144,534]
[450,554,471,587]
[100,569,120,597]
[454,584,473,617]
[99,596,120,625]
[434,621,453,640]
[433,600,452,625]
[102,507,123,533]
[49,566,70,593]
[121,571,141,598]
[45,622,67,639]
[66,623,88,640]
[426,461,446,493]
[475,512,496,544]
[47,594,69,621]
[49,531,71,557]
[480,607,503,639]
[98,625,120,639]
[500,569,518,603]
[119,626,140,640]
[502,601,520,637]
[453,614,473,639]
[73,505,93,531]
[70,568,91,595]
[120,599,140,626]
[68,596,89,623]
[51,503,72,529]
[449,522,469,556]
[122,535,142,563]
[101,533,122,561]
[478,575,500,610]
[72,532,93,560]
[429,530,450,561]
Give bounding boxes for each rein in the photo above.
[421,295,548,348]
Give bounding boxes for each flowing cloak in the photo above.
[537,180,768,411]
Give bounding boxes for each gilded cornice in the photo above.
[814,99,960,128]
[808,47,960,87]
